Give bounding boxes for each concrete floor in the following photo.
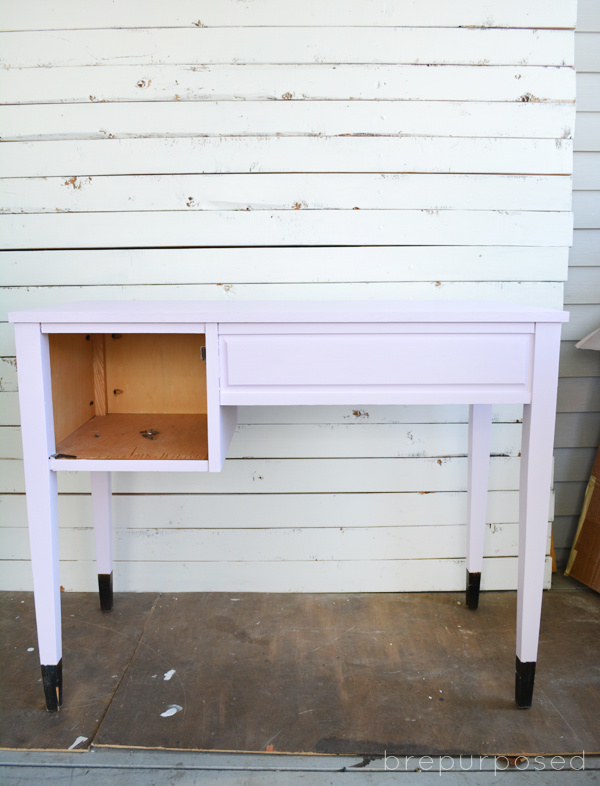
[0,748,598,784]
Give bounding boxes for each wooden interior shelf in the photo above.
[55,413,209,461]
[49,332,208,461]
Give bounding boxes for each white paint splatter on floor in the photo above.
[160,704,183,718]
[68,736,88,750]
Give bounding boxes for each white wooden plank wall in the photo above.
[0,0,576,592]
[553,0,600,567]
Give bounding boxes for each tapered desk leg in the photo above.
[14,324,63,711]
[91,472,113,611]
[516,323,561,708]
[466,404,492,610]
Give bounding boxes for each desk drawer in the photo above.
[219,332,532,404]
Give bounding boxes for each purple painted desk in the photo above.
[9,300,568,711]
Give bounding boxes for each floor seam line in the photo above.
[89,592,162,749]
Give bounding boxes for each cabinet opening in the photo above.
[48,333,208,460]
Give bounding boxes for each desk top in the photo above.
[9,300,569,325]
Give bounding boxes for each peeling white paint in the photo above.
[0,0,577,600]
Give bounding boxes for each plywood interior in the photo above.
[49,333,95,444]
[49,333,208,459]
[55,413,208,460]
[105,333,207,415]
[92,334,107,415]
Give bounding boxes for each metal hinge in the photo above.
[201,346,206,361]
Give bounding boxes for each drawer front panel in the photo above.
[219,333,532,401]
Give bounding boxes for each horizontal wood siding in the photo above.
[0,0,576,591]
[553,0,600,567]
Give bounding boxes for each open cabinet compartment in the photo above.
[48,332,208,460]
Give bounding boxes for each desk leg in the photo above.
[15,324,63,711]
[466,404,492,610]
[516,323,561,708]
[91,472,113,611]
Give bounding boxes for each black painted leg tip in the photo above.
[98,572,113,612]
[466,570,481,610]
[41,660,63,712]
[515,657,536,708]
